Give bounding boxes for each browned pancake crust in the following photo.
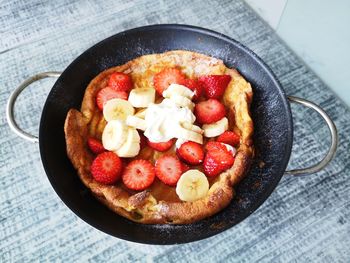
[64,50,254,224]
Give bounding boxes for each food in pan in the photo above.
[64,50,254,224]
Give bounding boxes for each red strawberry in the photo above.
[153,68,186,95]
[183,79,203,101]
[217,131,240,146]
[96,87,128,110]
[194,99,226,124]
[203,142,235,176]
[155,155,182,186]
[147,139,175,152]
[108,72,133,93]
[87,137,105,154]
[177,141,204,165]
[122,159,155,190]
[203,154,222,177]
[205,141,227,152]
[181,162,190,173]
[90,152,122,184]
[198,75,231,99]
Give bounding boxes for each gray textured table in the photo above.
[1,0,350,262]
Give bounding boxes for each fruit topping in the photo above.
[96,87,128,110]
[103,98,135,122]
[202,117,228,137]
[91,152,122,184]
[155,155,183,186]
[153,68,186,95]
[203,141,235,177]
[177,141,204,165]
[194,99,226,124]
[217,131,240,146]
[147,139,175,152]
[182,79,203,101]
[108,72,133,93]
[122,159,155,190]
[128,87,155,108]
[87,137,105,154]
[176,170,209,202]
[198,75,231,99]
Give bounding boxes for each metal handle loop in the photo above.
[285,96,338,175]
[6,72,61,143]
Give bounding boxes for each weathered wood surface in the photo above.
[0,0,349,262]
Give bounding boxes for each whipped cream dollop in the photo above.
[144,99,196,143]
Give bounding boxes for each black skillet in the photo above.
[6,25,338,244]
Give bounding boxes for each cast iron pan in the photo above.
[6,25,338,244]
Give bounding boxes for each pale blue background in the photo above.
[248,0,350,106]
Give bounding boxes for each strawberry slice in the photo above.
[153,68,186,95]
[183,79,203,101]
[122,159,155,190]
[204,142,235,177]
[96,87,128,110]
[198,75,231,99]
[91,152,122,184]
[177,141,204,165]
[217,131,240,146]
[147,138,175,152]
[87,137,105,154]
[194,99,226,124]
[155,155,182,186]
[108,72,133,93]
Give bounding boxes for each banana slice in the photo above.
[128,87,155,108]
[115,128,140,157]
[176,170,209,202]
[134,108,147,119]
[177,127,203,144]
[169,94,195,110]
[126,115,147,131]
[103,98,135,122]
[102,120,128,151]
[202,117,228,137]
[181,122,204,134]
[163,83,194,99]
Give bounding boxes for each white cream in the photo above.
[175,138,188,149]
[222,143,237,156]
[144,99,196,143]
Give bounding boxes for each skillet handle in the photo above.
[6,72,61,143]
[285,96,338,175]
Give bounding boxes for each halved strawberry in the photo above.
[87,137,105,154]
[122,159,155,190]
[183,79,203,101]
[194,99,226,124]
[204,141,235,176]
[91,152,122,184]
[155,155,182,186]
[198,75,231,99]
[203,154,221,177]
[108,72,133,93]
[177,141,204,165]
[153,68,186,95]
[147,138,175,152]
[96,87,128,110]
[217,131,240,146]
